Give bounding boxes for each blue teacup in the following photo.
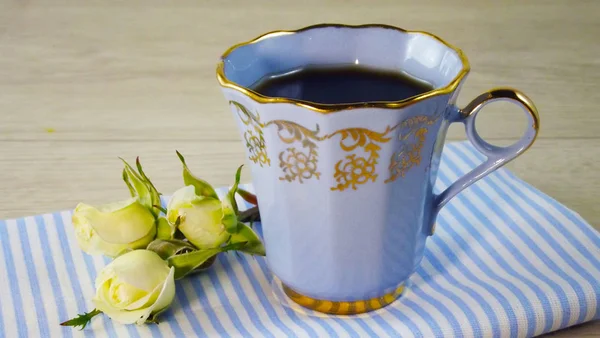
[217,24,539,315]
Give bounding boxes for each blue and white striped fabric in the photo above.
[0,141,599,338]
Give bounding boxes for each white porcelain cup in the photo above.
[217,24,539,315]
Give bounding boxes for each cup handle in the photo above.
[429,88,540,234]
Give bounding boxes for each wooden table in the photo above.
[0,0,597,336]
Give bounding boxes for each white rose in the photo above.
[166,185,230,249]
[72,198,157,257]
[93,250,175,325]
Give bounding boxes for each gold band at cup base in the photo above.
[282,283,404,315]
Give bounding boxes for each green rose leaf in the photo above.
[167,248,222,279]
[229,222,266,256]
[176,151,219,200]
[236,188,257,205]
[156,217,174,240]
[166,242,248,279]
[121,159,150,201]
[147,238,196,260]
[60,309,102,330]
[221,165,243,234]
[229,165,243,214]
[122,169,136,197]
[120,157,161,217]
[136,157,162,215]
[221,199,238,234]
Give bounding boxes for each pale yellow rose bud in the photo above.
[92,250,175,325]
[72,198,157,257]
[166,186,229,249]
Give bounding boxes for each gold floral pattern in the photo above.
[385,116,439,183]
[329,128,391,191]
[244,128,270,167]
[231,101,271,167]
[271,120,322,182]
[229,100,441,189]
[279,147,320,182]
[332,154,377,190]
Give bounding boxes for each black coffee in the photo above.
[250,66,433,105]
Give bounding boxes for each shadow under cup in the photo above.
[216,24,538,315]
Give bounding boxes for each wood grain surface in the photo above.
[0,0,598,336]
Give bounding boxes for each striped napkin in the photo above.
[0,141,598,338]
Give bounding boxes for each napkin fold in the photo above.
[0,141,598,338]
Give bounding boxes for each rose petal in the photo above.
[92,255,176,325]
[89,199,157,244]
[177,198,228,249]
[135,267,176,324]
[108,250,171,292]
[93,296,151,325]
[123,281,161,311]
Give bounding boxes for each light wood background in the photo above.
[0,0,597,336]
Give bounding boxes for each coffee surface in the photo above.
[250,66,433,104]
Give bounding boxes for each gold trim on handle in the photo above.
[282,283,405,315]
[460,88,540,152]
[217,23,470,114]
